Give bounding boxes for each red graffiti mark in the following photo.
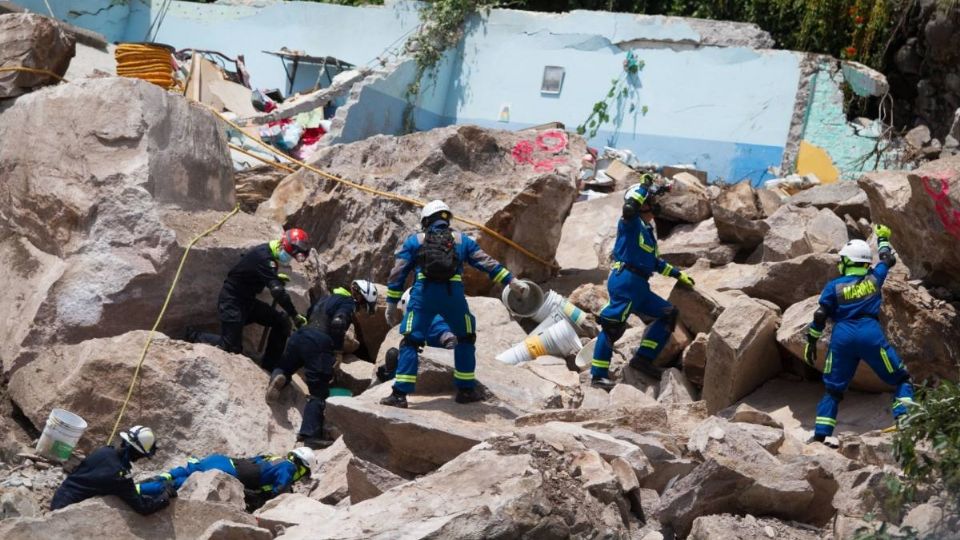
[511,129,570,173]
[921,173,960,240]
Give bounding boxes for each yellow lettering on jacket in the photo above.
[842,280,876,301]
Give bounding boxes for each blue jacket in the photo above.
[612,211,680,279]
[51,446,169,514]
[811,262,891,332]
[247,454,307,496]
[386,222,512,303]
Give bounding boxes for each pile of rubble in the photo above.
[2,11,960,540]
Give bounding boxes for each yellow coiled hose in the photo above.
[114,43,177,89]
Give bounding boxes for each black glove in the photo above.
[164,484,178,499]
[803,335,818,368]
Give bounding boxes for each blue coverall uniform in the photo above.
[51,446,170,514]
[138,453,307,500]
[275,287,356,439]
[386,222,512,393]
[807,249,914,438]
[592,185,683,379]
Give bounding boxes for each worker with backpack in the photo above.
[381,200,528,408]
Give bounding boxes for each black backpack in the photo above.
[418,229,459,282]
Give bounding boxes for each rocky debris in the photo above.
[0,14,75,98]
[761,205,848,262]
[832,465,901,522]
[8,332,303,470]
[900,503,949,540]
[838,430,896,468]
[568,282,609,315]
[556,191,623,271]
[787,182,870,221]
[345,456,407,503]
[688,514,820,540]
[906,125,932,149]
[729,403,783,429]
[234,165,287,213]
[609,383,658,408]
[306,437,353,505]
[711,182,770,250]
[254,493,336,532]
[0,77,275,374]
[693,253,837,309]
[657,368,697,404]
[659,219,737,266]
[703,296,781,413]
[681,333,708,387]
[178,470,246,510]
[0,487,38,519]
[278,434,631,539]
[333,357,374,397]
[617,323,691,369]
[658,172,712,223]
[197,520,272,540]
[533,422,654,483]
[668,285,730,336]
[258,125,583,291]
[0,497,256,540]
[859,156,960,295]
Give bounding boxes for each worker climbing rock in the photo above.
[376,288,457,383]
[51,426,172,514]
[591,177,695,389]
[189,229,311,371]
[805,226,915,444]
[264,280,378,448]
[138,447,314,510]
[381,200,526,408]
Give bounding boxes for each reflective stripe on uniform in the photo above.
[824,351,833,374]
[592,359,610,369]
[815,416,837,426]
[808,327,823,338]
[333,287,351,297]
[395,374,417,383]
[464,314,473,334]
[493,268,510,283]
[641,339,658,349]
[403,312,414,334]
[661,263,674,277]
[387,289,403,299]
[637,235,655,253]
[454,370,475,380]
[880,348,894,373]
[416,272,462,282]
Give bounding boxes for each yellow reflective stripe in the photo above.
[136,484,141,494]
[661,264,673,276]
[464,314,473,334]
[416,272,463,282]
[880,348,893,373]
[454,370,475,380]
[260,484,273,492]
[493,268,509,283]
[333,287,351,297]
[403,312,414,334]
[386,289,403,299]
[591,359,610,368]
[641,339,658,349]
[395,374,417,383]
[450,275,462,282]
[824,351,833,374]
[621,301,632,322]
[637,236,654,253]
[815,416,837,426]
[611,261,623,270]
[808,327,823,338]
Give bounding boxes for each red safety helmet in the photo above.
[281,228,310,262]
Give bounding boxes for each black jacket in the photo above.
[220,243,298,319]
[306,287,356,351]
[50,446,169,515]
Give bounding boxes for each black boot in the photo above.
[629,357,664,380]
[376,348,399,382]
[380,389,408,409]
[265,369,287,403]
[591,376,617,390]
[455,387,483,404]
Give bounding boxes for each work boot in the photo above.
[380,389,408,409]
[629,357,664,380]
[455,387,483,404]
[297,437,334,450]
[265,370,287,404]
[591,376,617,391]
[384,347,399,374]
[181,326,200,344]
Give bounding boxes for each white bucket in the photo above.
[531,290,587,326]
[36,408,87,462]
[575,338,597,371]
[500,279,544,318]
[496,318,582,365]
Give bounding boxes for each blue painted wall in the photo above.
[14,0,133,42]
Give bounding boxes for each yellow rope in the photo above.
[0,66,67,82]
[206,105,559,270]
[114,43,177,90]
[106,204,241,445]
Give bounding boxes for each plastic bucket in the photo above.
[531,290,587,326]
[36,409,87,462]
[575,338,598,371]
[500,279,544,318]
[329,387,353,398]
[496,318,582,365]
[531,309,567,337]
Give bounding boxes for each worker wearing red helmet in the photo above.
[189,229,310,371]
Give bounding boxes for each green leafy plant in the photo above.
[576,51,648,139]
[893,379,960,500]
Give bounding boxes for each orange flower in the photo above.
[845,46,857,57]
[855,16,864,24]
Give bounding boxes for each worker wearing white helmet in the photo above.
[377,288,457,383]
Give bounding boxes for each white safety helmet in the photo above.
[289,446,315,473]
[398,288,412,313]
[351,279,378,314]
[624,183,648,205]
[420,200,452,227]
[120,425,157,457]
[839,239,873,263]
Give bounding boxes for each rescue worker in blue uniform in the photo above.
[137,447,313,510]
[381,200,528,408]
[376,288,457,382]
[591,179,696,389]
[191,229,311,371]
[51,426,171,514]
[805,226,915,443]
[264,280,378,447]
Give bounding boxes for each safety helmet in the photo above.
[420,200,452,228]
[398,288,412,313]
[624,183,648,205]
[289,447,315,474]
[120,425,157,457]
[280,229,310,263]
[839,239,873,263]
[351,279,378,314]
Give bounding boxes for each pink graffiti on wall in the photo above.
[921,173,960,241]
[511,129,569,173]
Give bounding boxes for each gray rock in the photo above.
[178,470,246,510]
[762,205,848,262]
[657,368,697,405]
[346,456,407,503]
[658,172,712,223]
[307,437,353,504]
[681,333,708,387]
[659,219,737,267]
[0,487,38,519]
[0,14,75,98]
[788,182,870,221]
[712,182,769,249]
[197,520,272,540]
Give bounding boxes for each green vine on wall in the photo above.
[576,51,648,140]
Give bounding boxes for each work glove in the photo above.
[509,279,530,298]
[277,273,291,283]
[874,223,892,242]
[294,314,308,328]
[441,332,458,350]
[676,271,695,287]
[385,303,402,327]
[803,335,818,368]
[164,484,178,499]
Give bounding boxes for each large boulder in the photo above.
[7,332,303,470]
[257,125,583,291]
[689,514,820,540]
[858,157,960,295]
[761,205,848,262]
[658,219,737,267]
[0,497,256,540]
[307,436,353,504]
[693,253,837,309]
[711,182,769,250]
[0,13,75,98]
[254,493,337,532]
[279,435,630,539]
[788,182,870,221]
[0,77,268,374]
[555,191,623,271]
[346,456,407,503]
[703,296,781,413]
[658,172,712,223]
[178,470,246,509]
